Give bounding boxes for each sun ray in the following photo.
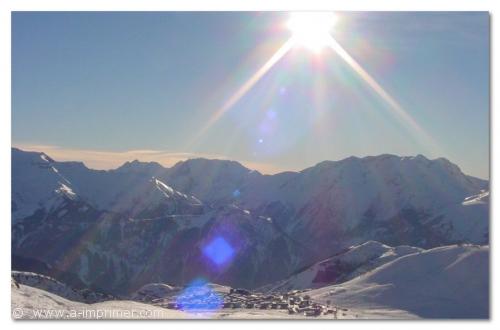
[187,38,295,148]
[324,35,440,152]
[187,13,441,157]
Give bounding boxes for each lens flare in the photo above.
[287,12,338,53]
[185,13,440,157]
[323,35,438,148]
[187,38,295,148]
[176,278,223,313]
[202,236,235,266]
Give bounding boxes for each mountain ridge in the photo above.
[11,147,488,181]
[11,147,489,294]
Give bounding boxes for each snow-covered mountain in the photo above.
[12,199,306,293]
[235,155,488,254]
[160,154,489,255]
[11,148,79,222]
[12,148,203,220]
[164,158,260,206]
[261,241,423,292]
[11,148,489,294]
[424,190,489,243]
[306,244,489,318]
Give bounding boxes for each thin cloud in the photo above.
[12,143,287,174]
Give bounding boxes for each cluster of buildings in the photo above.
[146,287,345,318]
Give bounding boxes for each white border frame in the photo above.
[1,1,496,329]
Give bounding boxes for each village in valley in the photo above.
[134,284,350,319]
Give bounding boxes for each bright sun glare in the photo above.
[192,11,431,153]
[287,12,338,53]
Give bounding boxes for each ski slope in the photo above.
[306,244,489,318]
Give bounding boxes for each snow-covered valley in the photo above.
[12,243,487,319]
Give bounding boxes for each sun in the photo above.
[287,12,337,53]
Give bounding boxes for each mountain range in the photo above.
[11,147,489,295]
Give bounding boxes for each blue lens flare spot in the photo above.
[176,278,223,312]
[203,237,235,266]
[266,110,277,120]
[232,189,241,198]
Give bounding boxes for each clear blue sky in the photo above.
[12,12,489,178]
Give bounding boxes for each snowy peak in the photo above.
[116,160,165,175]
[305,154,472,178]
[165,158,258,204]
[462,190,489,206]
[286,154,487,229]
[12,147,488,246]
[55,183,77,200]
[12,148,54,164]
[154,177,175,196]
[305,154,476,179]
[168,158,256,182]
[152,177,202,206]
[12,148,205,219]
[39,152,54,163]
[12,148,79,220]
[94,176,204,218]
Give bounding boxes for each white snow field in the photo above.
[306,244,489,319]
[263,241,423,292]
[12,244,487,319]
[12,282,411,319]
[12,283,187,319]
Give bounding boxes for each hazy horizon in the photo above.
[12,144,489,179]
[12,12,490,178]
